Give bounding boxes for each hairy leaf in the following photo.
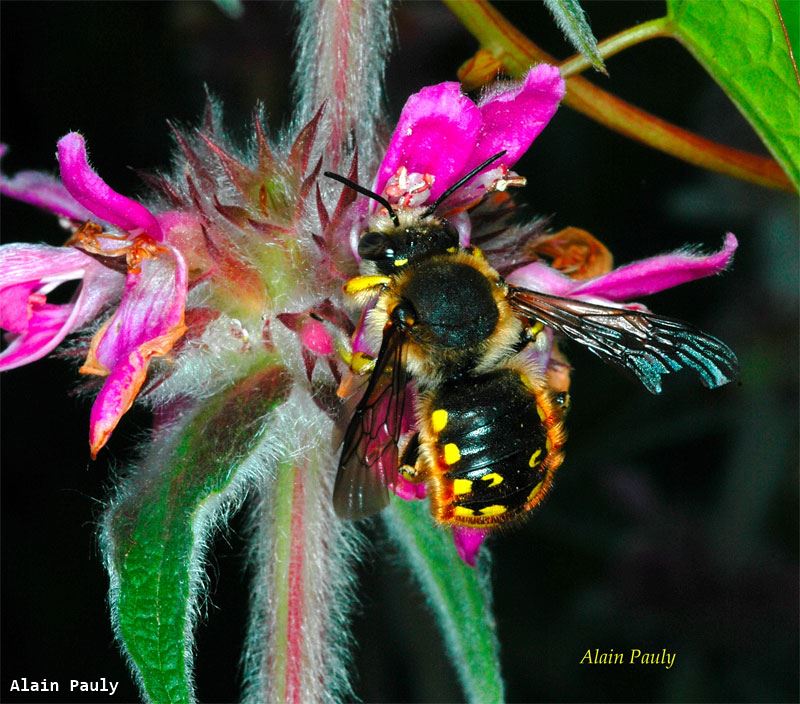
[102,366,291,703]
[668,0,800,188]
[543,0,605,72]
[384,499,504,704]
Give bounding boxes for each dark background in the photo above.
[1,2,797,703]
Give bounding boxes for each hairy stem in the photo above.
[293,0,393,170]
[243,394,362,704]
[445,0,793,191]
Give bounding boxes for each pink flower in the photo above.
[1,133,189,457]
[374,64,565,216]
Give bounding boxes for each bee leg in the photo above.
[524,320,547,344]
[399,433,425,483]
[343,275,390,302]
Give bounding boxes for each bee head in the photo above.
[358,220,460,274]
[325,149,507,272]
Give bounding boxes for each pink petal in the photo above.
[85,246,187,456]
[299,319,334,356]
[88,349,149,458]
[452,526,488,567]
[0,269,120,372]
[449,210,472,248]
[1,147,92,220]
[392,475,427,501]
[469,64,565,171]
[0,282,41,333]
[277,313,335,356]
[0,242,91,287]
[350,304,377,356]
[57,133,163,241]
[506,260,579,295]
[0,244,123,370]
[89,245,187,373]
[572,233,738,301]
[375,83,481,201]
[1,302,73,370]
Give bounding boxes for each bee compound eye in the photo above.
[441,220,460,247]
[358,232,391,260]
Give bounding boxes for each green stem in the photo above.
[384,499,504,704]
[269,460,299,704]
[444,0,793,192]
[559,17,671,78]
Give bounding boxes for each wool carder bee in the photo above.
[325,155,738,528]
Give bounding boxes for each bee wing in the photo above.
[508,286,738,394]
[333,324,410,519]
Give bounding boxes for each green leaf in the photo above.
[103,366,291,704]
[778,0,799,58]
[543,0,606,73]
[384,499,504,704]
[668,0,800,188]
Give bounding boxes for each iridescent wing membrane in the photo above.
[508,287,738,394]
[333,325,410,519]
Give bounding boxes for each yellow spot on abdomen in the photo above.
[527,481,544,502]
[431,409,448,433]
[393,258,408,267]
[453,478,472,495]
[481,472,504,487]
[453,506,476,518]
[344,274,391,296]
[479,504,507,517]
[443,443,461,465]
[528,449,542,468]
[536,404,547,421]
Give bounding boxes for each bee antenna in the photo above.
[421,150,507,218]
[323,171,401,228]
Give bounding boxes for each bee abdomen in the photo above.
[424,368,566,527]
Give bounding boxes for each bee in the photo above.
[325,155,738,527]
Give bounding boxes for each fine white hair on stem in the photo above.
[291,0,393,172]
[242,389,364,704]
